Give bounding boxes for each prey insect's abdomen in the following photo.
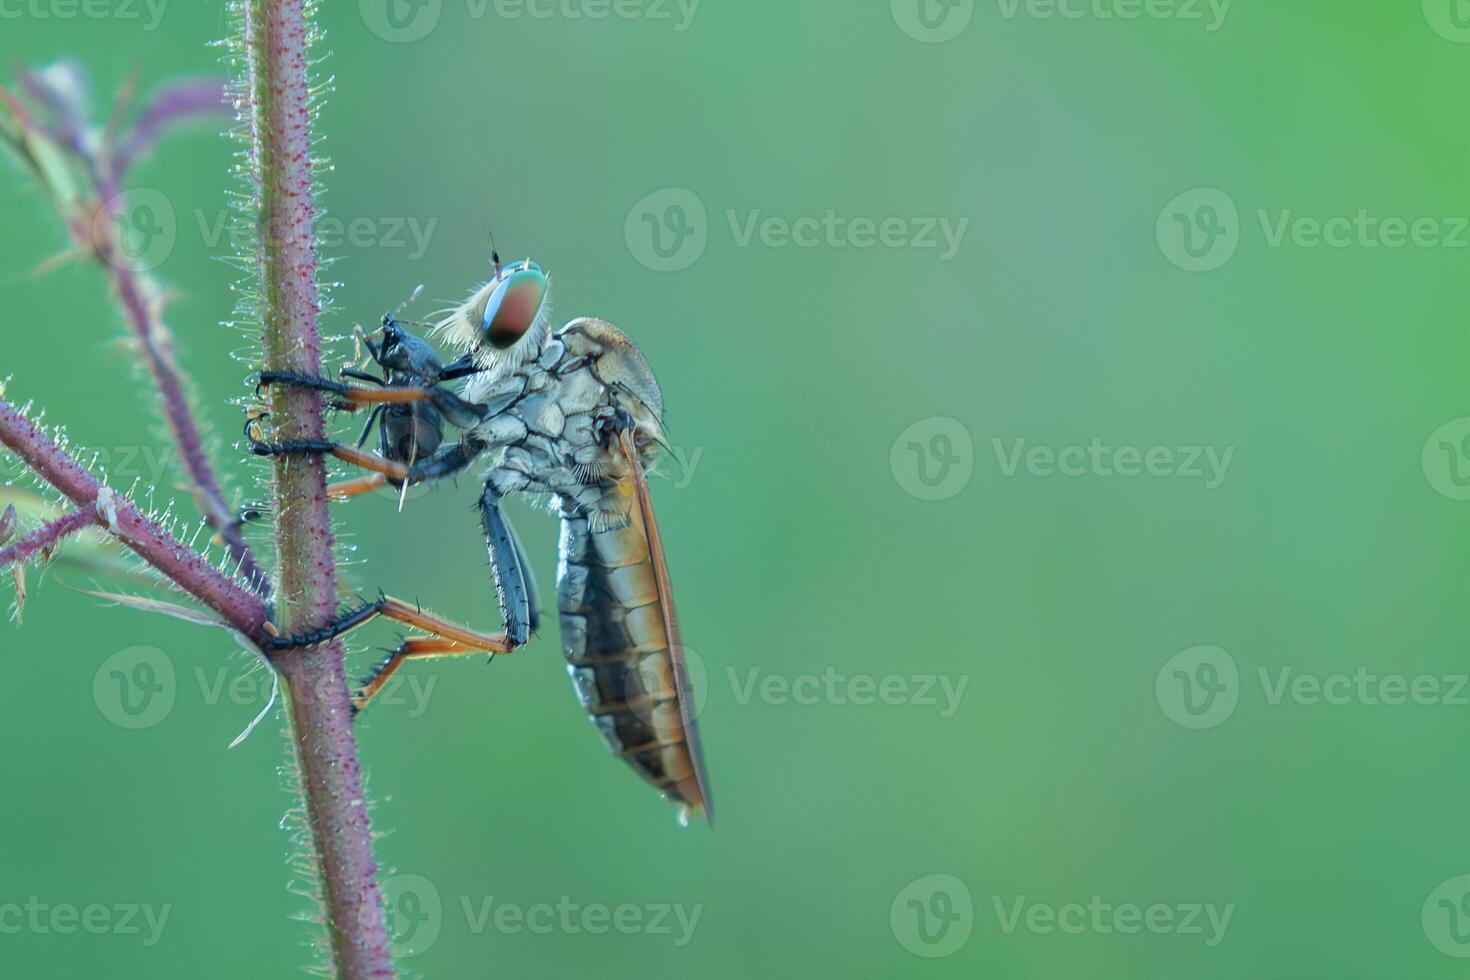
[557,497,710,820]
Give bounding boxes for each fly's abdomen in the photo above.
[557,502,705,815]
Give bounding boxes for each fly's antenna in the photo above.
[482,220,503,281]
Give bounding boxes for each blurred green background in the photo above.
[2,1,1468,977]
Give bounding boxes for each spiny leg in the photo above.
[481,487,539,646]
[354,638,483,711]
[267,593,516,709]
[350,600,520,713]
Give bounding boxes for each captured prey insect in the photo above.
[250,259,713,824]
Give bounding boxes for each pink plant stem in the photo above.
[92,204,270,595]
[241,0,394,975]
[0,506,97,571]
[0,400,269,637]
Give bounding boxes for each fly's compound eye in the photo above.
[480,260,546,350]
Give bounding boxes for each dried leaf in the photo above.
[0,504,16,547]
[12,565,25,623]
[69,586,225,629]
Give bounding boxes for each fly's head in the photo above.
[373,314,445,383]
[438,257,551,375]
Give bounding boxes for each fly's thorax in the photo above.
[558,318,666,444]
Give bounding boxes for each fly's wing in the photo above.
[617,428,714,823]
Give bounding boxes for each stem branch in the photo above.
[0,399,269,637]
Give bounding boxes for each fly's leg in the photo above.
[354,638,489,710]
[351,486,541,713]
[481,487,540,645]
[265,593,517,711]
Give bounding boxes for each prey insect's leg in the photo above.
[258,371,488,426]
[248,431,485,486]
[327,474,388,500]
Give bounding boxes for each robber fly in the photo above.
[251,258,712,824]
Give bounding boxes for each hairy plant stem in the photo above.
[240,0,394,975]
[92,194,269,595]
[0,506,97,571]
[0,400,269,636]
